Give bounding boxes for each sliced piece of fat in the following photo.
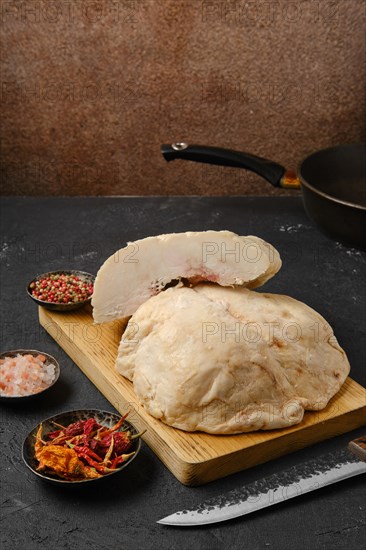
[92,230,281,323]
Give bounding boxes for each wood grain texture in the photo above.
[39,306,366,486]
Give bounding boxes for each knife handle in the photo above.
[348,436,366,462]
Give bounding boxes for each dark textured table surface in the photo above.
[1,196,365,550]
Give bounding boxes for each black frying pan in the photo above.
[161,143,366,249]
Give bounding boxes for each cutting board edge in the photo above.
[158,378,366,465]
[39,306,366,486]
[176,405,366,485]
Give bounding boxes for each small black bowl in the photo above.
[22,409,142,484]
[27,270,95,311]
[0,349,60,400]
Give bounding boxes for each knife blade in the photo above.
[157,436,366,526]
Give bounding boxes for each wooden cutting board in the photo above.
[39,306,366,486]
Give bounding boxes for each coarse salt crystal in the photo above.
[0,354,56,397]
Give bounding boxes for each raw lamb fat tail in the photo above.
[115,284,350,434]
[92,230,282,323]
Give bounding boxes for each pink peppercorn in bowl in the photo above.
[27,270,95,311]
[0,349,60,400]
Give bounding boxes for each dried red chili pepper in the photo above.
[47,429,62,439]
[110,455,125,469]
[103,435,114,465]
[96,412,129,439]
[80,418,100,445]
[96,431,133,456]
[48,419,96,440]
[46,433,83,447]
[34,413,141,481]
[75,451,115,474]
[91,421,146,458]
[73,445,104,462]
[66,419,89,436]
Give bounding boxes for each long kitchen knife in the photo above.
[157,436,366,526]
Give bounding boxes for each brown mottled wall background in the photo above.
[0,0,365,195]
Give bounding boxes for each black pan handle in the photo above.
[161,143,284,187]
[161,143,300,189]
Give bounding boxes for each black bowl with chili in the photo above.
[22,409,143,484]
